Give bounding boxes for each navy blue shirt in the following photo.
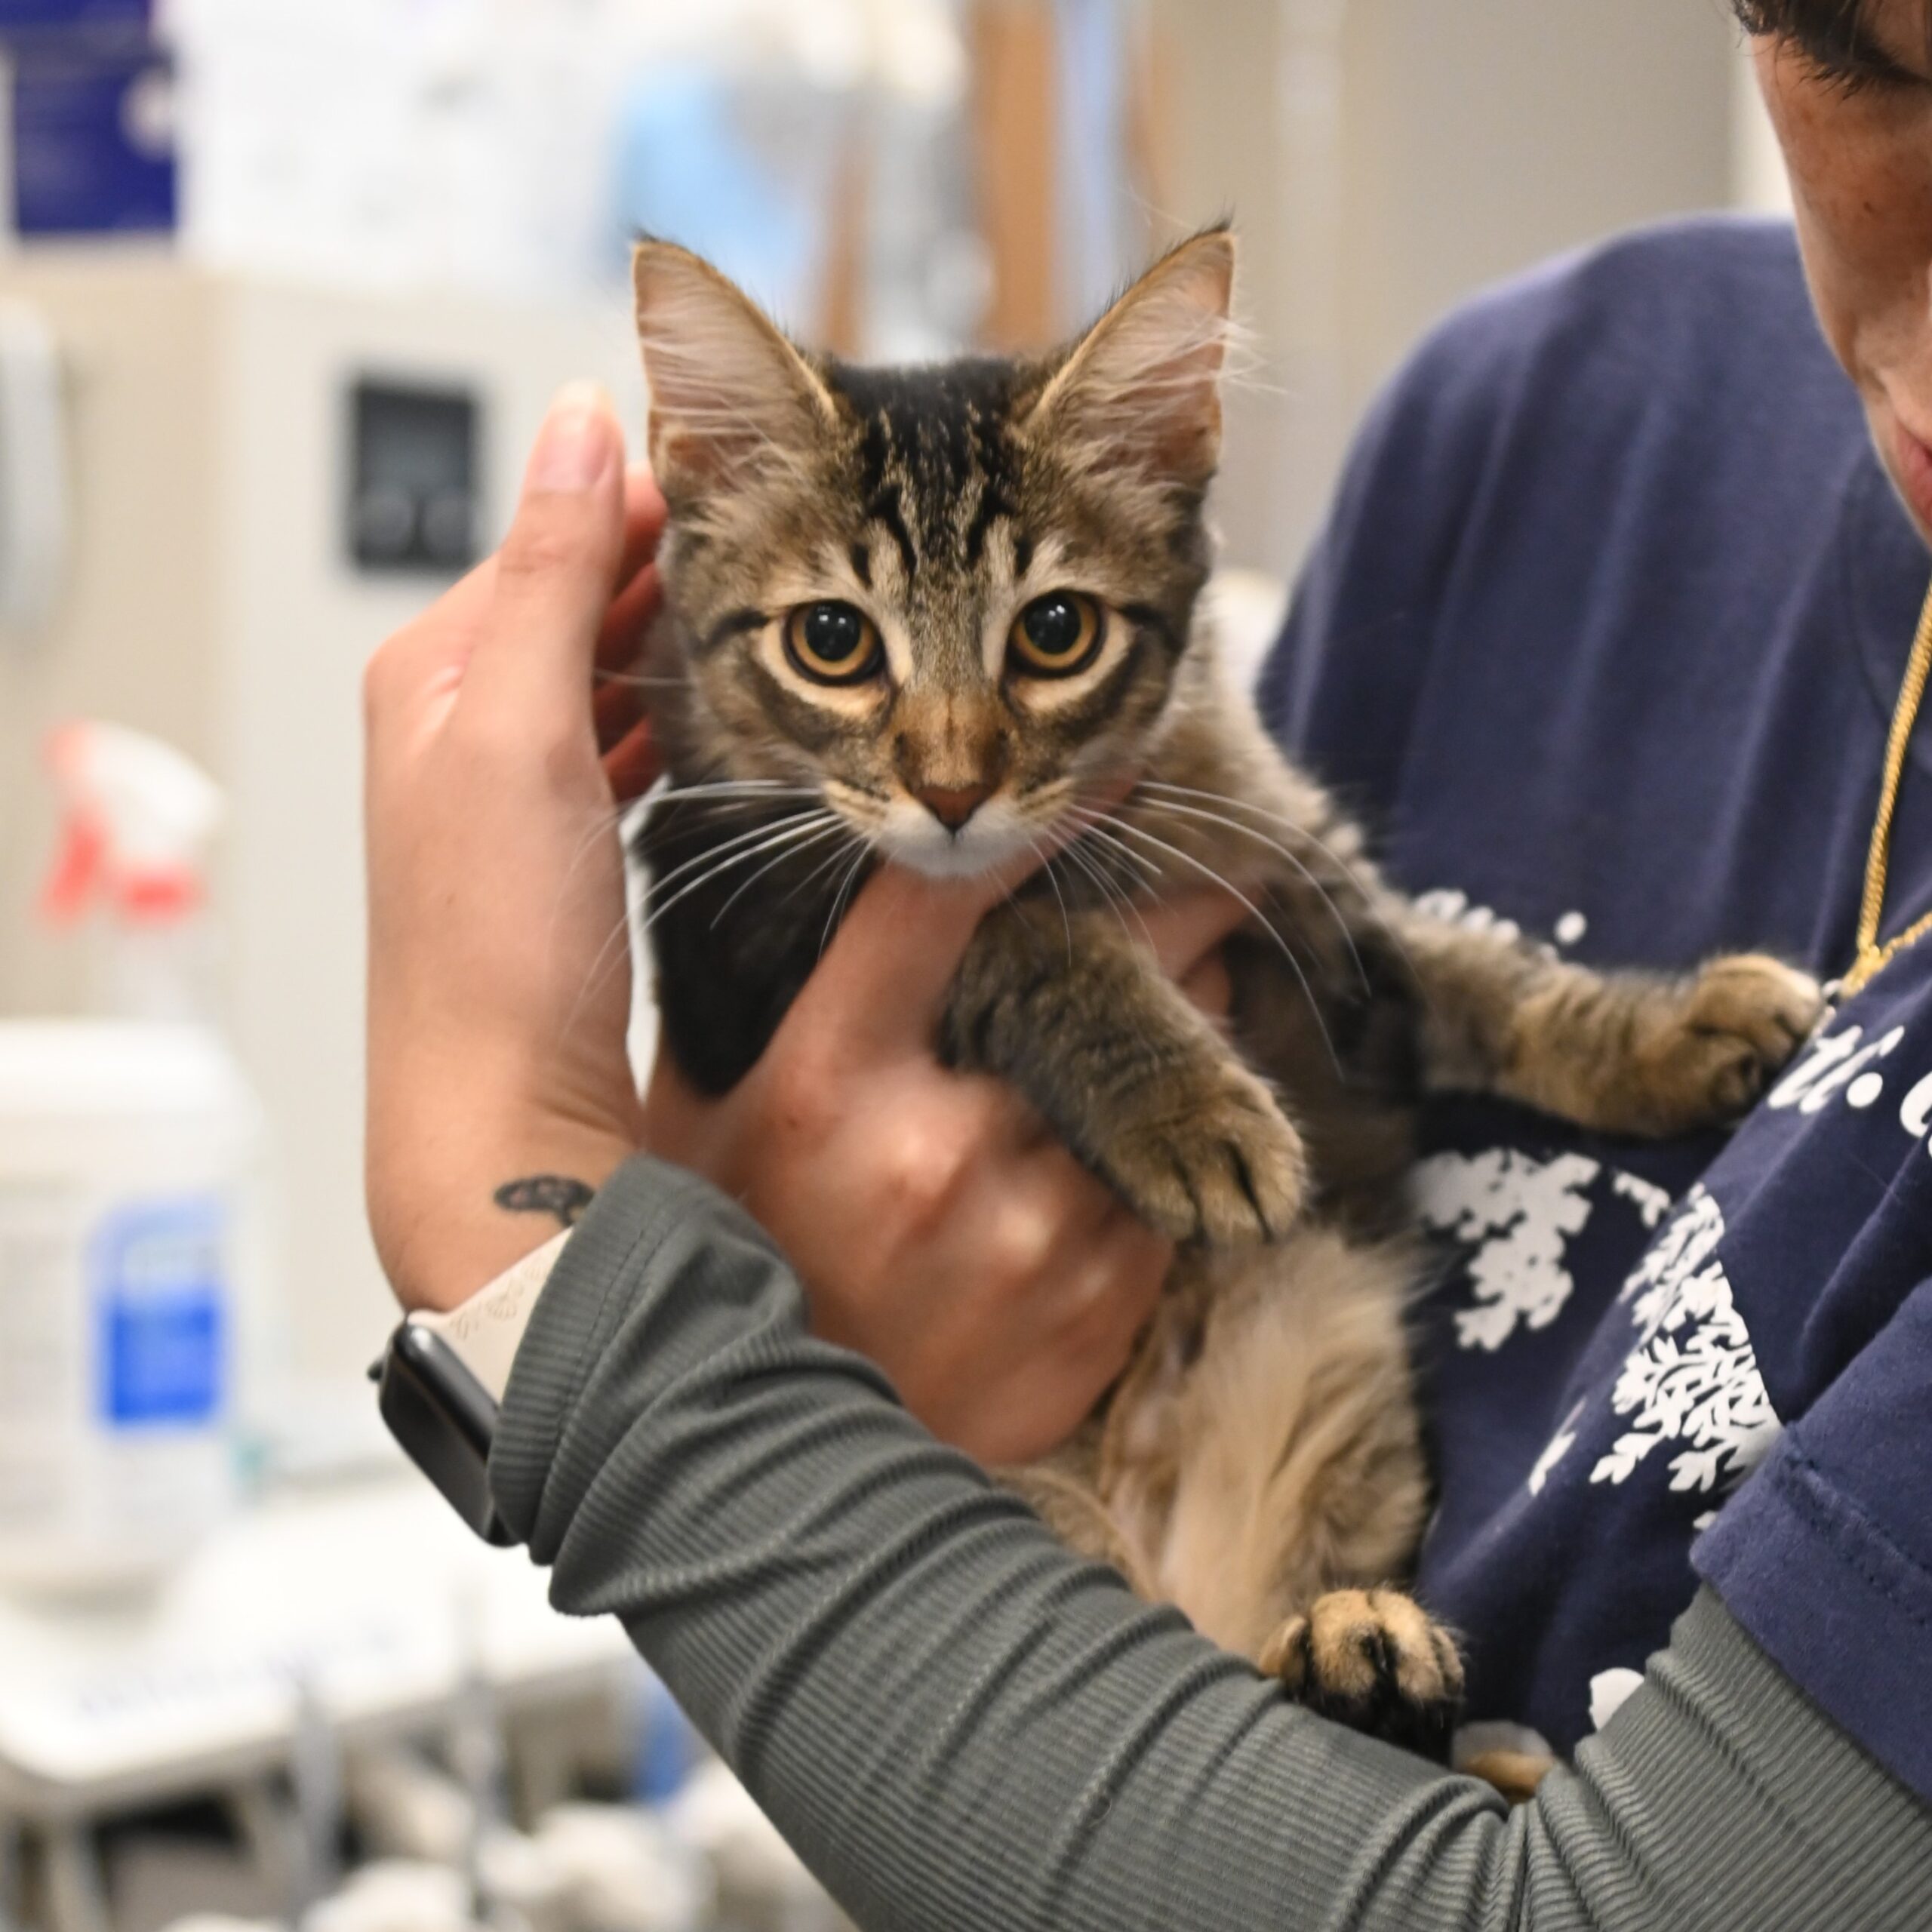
[1260,217,1932,1801]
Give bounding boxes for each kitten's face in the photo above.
[635,232,1235,878]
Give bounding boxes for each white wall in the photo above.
[1155,0,1751,579]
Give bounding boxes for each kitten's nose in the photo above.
[913,781,995,832]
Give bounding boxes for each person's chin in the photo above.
[1872,400,1932,547]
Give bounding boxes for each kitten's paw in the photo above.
[1098,1066,1306,1245]
[1639,955,1824,1130]
[1260,1588,1463,1762]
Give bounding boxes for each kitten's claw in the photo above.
[1261,1588,1463,1762]
[1638,954,1824,1130]
[1098,1066,1306,1245]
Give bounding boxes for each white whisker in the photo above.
[1062,801,1161,885]
[1026,837,1075,966]
[1044,833,1172,1062]
[640,817,844,941]
[1129,790,1370,995]
[642,807,825,901]
[562,798,644,885]
[1057,825,1152,950]
[709,815,848,927]
[820,846,874,957]
[1080,825,1161,894]
[777,829,869,916]
[642,795,823,857]
[593,669,694,691]
[657,780,821,803]
[561,901,646,1051]
[1133,779,1412,972]
[1093,811,1342,1075]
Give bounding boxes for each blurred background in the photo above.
[0,2,1790,1927]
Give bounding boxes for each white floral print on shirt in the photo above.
[1589,1186,1780,1494]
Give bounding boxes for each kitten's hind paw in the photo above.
[1097,1065,1306,1245]
[1261,1589,1463,1762]
[1630,954,1824,1132]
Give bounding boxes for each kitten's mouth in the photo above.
[866,773,1141,883]
[827,774,1128,884]
[869,791,1039,881]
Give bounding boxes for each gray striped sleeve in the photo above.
[491,1156,1932,1932]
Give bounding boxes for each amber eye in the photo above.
[1009,592,1104,677]
[784,601,884,685]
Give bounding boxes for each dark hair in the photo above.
[1734,0,1932,69]
[1732,0,1866,32]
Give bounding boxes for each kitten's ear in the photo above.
[632,241,835,500]
[1026,228,1235,491]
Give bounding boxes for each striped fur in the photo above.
[627,232,1822,1756]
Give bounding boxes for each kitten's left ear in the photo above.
[1026,227,1235,492]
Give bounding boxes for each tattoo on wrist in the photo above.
[494,1175,596,1230]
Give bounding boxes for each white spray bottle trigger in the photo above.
[41,720,225,924]
[40,721,227,1020]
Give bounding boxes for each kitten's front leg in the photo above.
[940,901,1307,1244]
[1396,912,1823,1136]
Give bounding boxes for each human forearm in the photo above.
[493,1158,1932,1932]
[361,386,660,1315]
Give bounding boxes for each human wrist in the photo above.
[374,1119,638,1314]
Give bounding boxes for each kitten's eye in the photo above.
[1009,592,1105,678]
[784,601,884,685]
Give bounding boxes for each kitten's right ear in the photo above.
[1026,227,1235,494]
[632,242,835,501]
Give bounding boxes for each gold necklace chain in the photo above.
[1841,575,1932,998]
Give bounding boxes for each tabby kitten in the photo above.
[626,229,1820,1757]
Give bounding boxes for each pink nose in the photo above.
[913,781,995,832]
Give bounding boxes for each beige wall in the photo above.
[1153,0,1743,579]
[0,259,640,1390]
[0,262,226,1014]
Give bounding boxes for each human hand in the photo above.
[641,876,1245,1463]
[364,384,664,1312]
[362,378,1249,1463]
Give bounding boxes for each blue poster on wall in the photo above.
[0,5,149,26]
[3,4,175,236]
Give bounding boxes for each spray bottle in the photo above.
[0,722,266,1593]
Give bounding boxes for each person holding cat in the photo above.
[365,2,1931,1924]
